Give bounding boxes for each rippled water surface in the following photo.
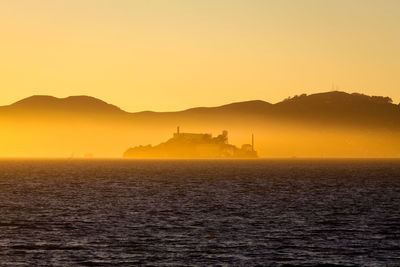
[0,159,400,266]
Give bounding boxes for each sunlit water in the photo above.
[0,159,399,266]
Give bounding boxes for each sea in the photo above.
[0,159,399,266]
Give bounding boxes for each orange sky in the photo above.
[0,0,399,112]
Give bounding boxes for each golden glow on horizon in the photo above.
[0,0,399,111]
[1,113,400,158]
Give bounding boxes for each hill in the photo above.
[1,95,124,117]
[1,91,400,157]
[125,91,400,130]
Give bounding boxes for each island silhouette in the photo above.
[123,127,258,158]
[1,91,400,158]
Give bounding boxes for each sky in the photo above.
[0,0,399,112]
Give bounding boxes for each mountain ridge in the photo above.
[1,91,400,129]
[2,90,400,157]
[7,95,123,114]
[3,91,399,114]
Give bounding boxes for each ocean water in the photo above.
[0,159,399,266]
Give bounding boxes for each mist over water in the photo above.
[0,159,399,266]
[3,91,400,158]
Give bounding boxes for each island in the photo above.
[123,127,258,158]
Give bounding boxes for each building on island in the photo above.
[123,127,258,158]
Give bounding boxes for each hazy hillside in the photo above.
[2,95,124,117]
[1,91,400,158]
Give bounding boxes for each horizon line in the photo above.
[2,90,396,114]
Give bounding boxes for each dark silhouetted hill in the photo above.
[4,95,123,115]
[1,91,400,157]
[270,91,400,127]
[126,91,400,129]
[184,100,273,114]
[1,91,400,128]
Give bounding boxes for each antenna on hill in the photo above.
[177,126,180,135]
[331,82,340,91]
